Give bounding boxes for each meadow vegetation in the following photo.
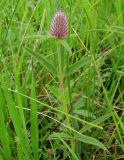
[0,0,124,159]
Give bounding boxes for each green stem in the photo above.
[57,42,69,123]
[57,42,62,79]
[57,41,75,150]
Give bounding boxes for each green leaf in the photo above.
[30,76,39,160]
[72,97,96,119]
[54,133,79,160]
[80,113,112,133]
[25,47,57,76]
[0,77,32,160]
[0,88,12,160]
[25,34,54,42]
[73,109,96,119]
[66,56,91,76]
[47,85,60,99]
[74,135,107,151]
[3,91,31,159]
[50,132,107,151]
[60,40,72,55]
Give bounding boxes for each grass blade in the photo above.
[0,77,32,160]
[0,88,12,160]
[30,75,39,160]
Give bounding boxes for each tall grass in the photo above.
[0,0,124,159]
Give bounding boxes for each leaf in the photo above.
[25,47,57,76]
[47,85,69,104]
[54,133,79,160]
[50,132,107,151]
[30,76,38,160]
[80,113,112,133]
[25,34,54,42]
[74,134,107,151]
[0,88,12,160]
[0,77,32,160]
[66,56,91,76]
[60,40,72,55]
[2,90,32,159]
[72,97,96,119]
[73,109,96,119]
[47,85,60,99]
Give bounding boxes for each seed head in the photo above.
[51,11,68,39]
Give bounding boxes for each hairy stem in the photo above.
[57,41,75,150]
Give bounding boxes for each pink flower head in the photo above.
[51,11,68,39]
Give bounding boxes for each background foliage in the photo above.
[0,0,124,159]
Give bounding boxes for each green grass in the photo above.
[0,0,124,159]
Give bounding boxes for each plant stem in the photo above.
[57,42,69,122]
[57,41,75,151]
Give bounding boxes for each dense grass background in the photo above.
[0,0,124,159]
